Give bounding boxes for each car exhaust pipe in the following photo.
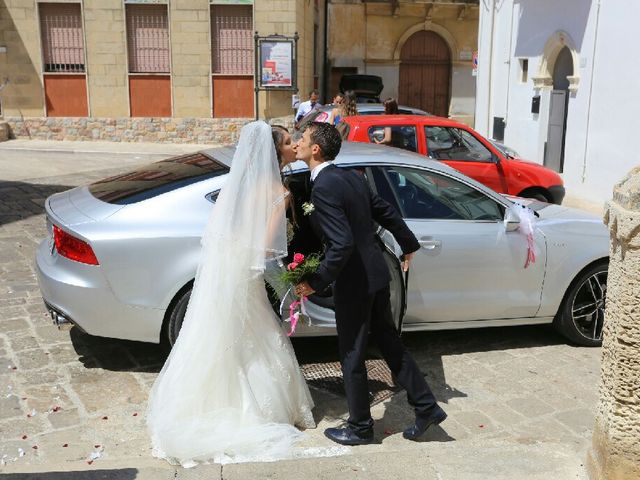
[49,309,72,331]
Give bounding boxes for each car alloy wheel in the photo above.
[555,262,608,346]
[571,269,607,341]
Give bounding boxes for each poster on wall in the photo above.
[259,40,294,88]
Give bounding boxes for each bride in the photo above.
[146,121,315,467]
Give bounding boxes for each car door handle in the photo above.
[419,238,441,250]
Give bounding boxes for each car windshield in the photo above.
[88,152,229,205]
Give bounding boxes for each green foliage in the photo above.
[279,253,321,286]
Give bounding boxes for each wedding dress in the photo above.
[146,121,316,467]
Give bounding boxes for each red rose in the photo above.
[293,253,305,264]
[287,262,299,271]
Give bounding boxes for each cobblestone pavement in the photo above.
[0,144,600,478]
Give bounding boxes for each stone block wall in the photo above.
[4,116,295,144]
[588,167,640,479]
[0,0,44,117]
[170,0,211,118]
[254,0,322,118]
[0,121,9,142]
[0,0,321,121]
[84,0,129,117]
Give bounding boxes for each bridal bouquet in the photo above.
[278,252,320,337]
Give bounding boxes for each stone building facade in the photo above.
[328,0,479,126]
[0,0,324,142]
[475,0,640,208]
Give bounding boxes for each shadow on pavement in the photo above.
[0,469,138,479]
[68,321,566,436]
[292,324,565,405]
[0,181,73,226]
[69,322,566,385]
[69,327,167,372]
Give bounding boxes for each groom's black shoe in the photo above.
[324,427,374,446]
[403,405,447,441]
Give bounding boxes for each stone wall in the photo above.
[588,167,640,479]
[0,121,9,142]
[170,0,211,118]
[328,1,478,125]
[0,0,44,117]
[84,0,129,117]
[4,117,293,144]
[0,1,321,120]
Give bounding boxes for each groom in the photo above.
[294,122,447,445]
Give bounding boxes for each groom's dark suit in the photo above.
[306,163,439,434]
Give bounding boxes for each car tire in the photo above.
[166,287,191,347]
[518,189,550,203]
[531,193,549,202]
[166,283,273,347]
[554,261,608,347]
[381,246,405,331]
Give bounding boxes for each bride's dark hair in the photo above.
[271,125,289,166]
[271,124,297,228]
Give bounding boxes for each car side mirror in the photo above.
[504,208,520,232]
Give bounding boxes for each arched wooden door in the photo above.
[544,46,574,173]
[399,31,451,117]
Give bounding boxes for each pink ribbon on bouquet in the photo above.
[287,296,308,337]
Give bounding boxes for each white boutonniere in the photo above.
[302,202,315,216]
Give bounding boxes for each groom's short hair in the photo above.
[304,122,342,161]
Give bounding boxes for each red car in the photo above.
[339,115,565,204]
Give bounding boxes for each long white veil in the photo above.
[146,121,298,466]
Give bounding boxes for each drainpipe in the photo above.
[322,0,329,102]
[581,0,601,182]
[503,1,515,129]
[485,0,496,137]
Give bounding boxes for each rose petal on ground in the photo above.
[62,444,68,448]
[101,416,108,420]
[31,446,37,450]
[21,435,27,440]
[94,445,100,449]
[132,412,138,417]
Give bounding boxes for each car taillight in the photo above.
[53,225,99,265]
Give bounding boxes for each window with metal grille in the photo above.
[39,3,85,73]
[211,5,253,75]
[126,4,170,73]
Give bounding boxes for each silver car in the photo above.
[36,142,609,347]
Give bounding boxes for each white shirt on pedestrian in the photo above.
[296,100,321,122]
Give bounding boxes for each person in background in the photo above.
[374,98,399,146]
[328,90,357,126]
[295,89,322,124]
